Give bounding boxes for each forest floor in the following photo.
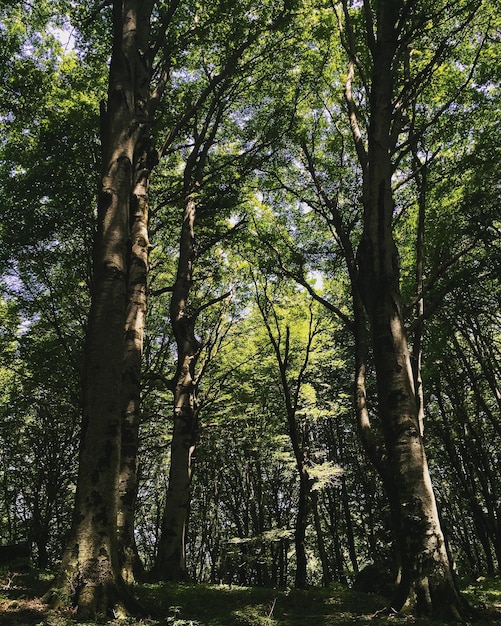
[1,567,500,626]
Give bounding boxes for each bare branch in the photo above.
[150,285,173,297]
[195,291,232,317]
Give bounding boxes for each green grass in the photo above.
[1,568,501,625]
[464,577,501,616]
[141,581,501,626]
[142,582,385,625]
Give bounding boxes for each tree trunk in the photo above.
[353,4,471,617]
[294,469,310,589]
[254,302,318,589]
[339,476,357,576]
[333,0,478,617]
[311,490,331,586]
[153,376,198,581]
[54,215,128,617]
[48,1,153,618]
[117,138,154,583]
[31,502,49,569]
[153,193,200,582]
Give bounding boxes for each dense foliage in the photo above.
[0,0,499,620]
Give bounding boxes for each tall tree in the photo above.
[151,74,239,584]
[249,0,493,612]
[252,276,319,588]
[151,0,301,581]
[339,0,482,617]
[50,0,157,617]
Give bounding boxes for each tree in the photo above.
[152,80,239,584]
[151,0,301,581]
[50,0,156,617]
[246,0,492,613]
[252,274,322,588]
[0,0,98,568]
[338,0,484,617]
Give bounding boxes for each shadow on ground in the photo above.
[2,567,501,625]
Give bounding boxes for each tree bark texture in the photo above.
[153,193,200,582]
[52,0,154,618]
[351,1,472,619]
[117,138,153,583]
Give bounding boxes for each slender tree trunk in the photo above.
[153,375,198,581]
[117,139,154,583]
[254,300,318,589]
[31,502,49,569]
[311,490,331,586]
[153,192,200,582]
[48,1,154,617]
[294,468,310,589]
[323,489,342,581]
[411,151,427,438]
[152,100,227,579]
[340,475,358,576]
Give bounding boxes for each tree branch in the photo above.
[195,291,232,317]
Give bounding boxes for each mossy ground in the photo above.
[1,567,500,625]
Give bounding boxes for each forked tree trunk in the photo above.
[47,1,154,618]
[352,3,473,617]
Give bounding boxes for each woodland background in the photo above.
[0,0,500,622]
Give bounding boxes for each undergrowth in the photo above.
[1,567,500,626]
